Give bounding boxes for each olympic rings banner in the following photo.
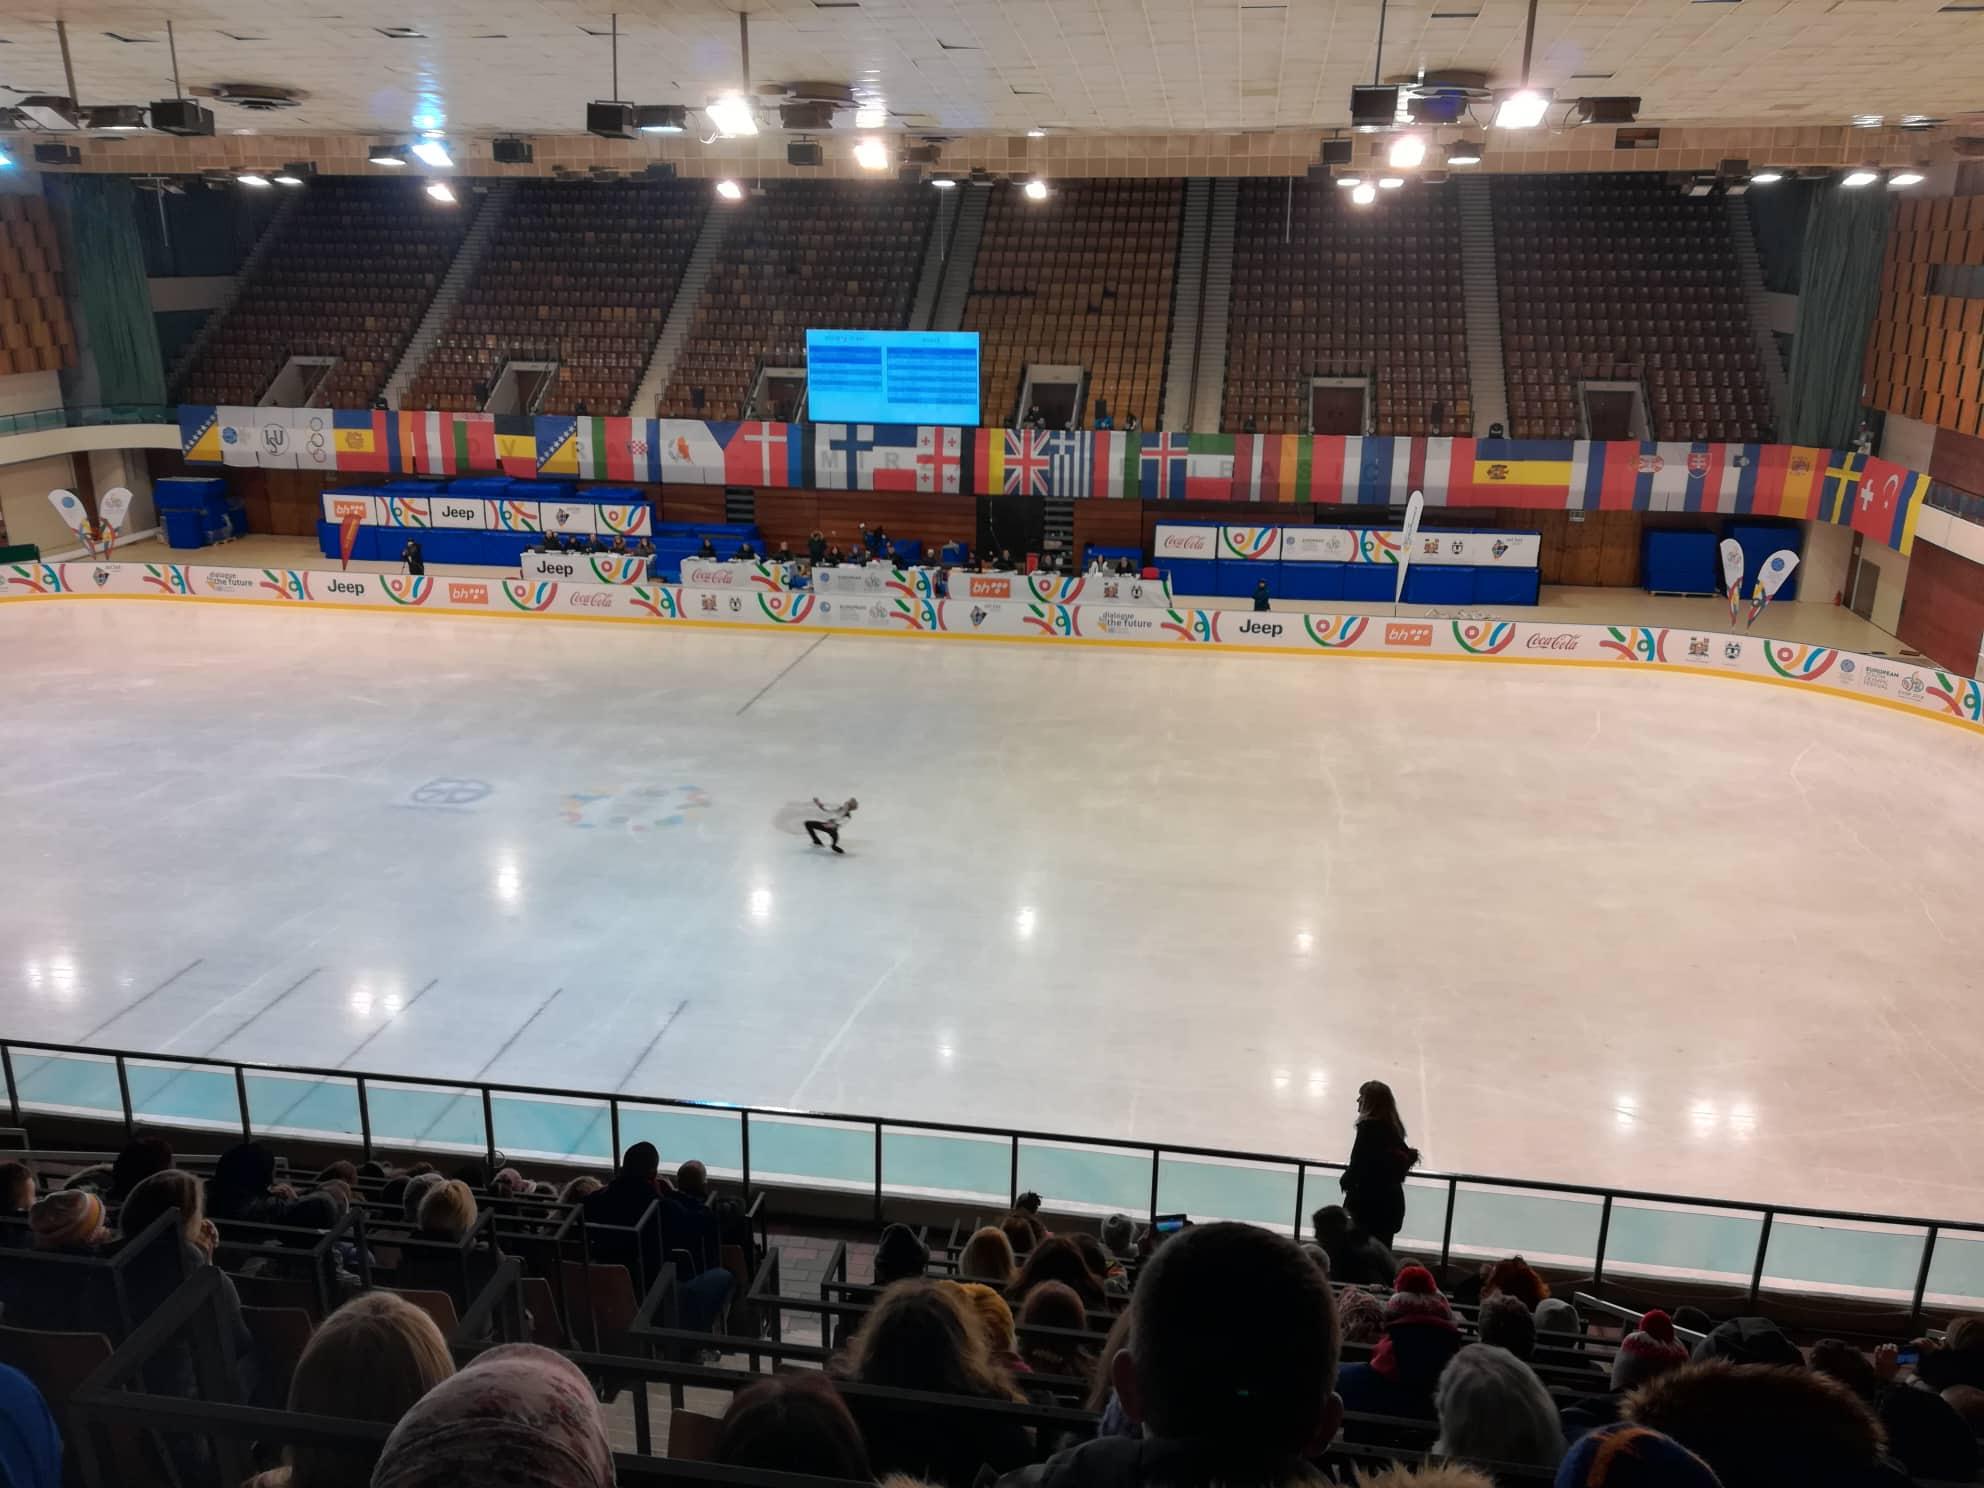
[6,558,1980,736]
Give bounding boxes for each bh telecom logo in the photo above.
[1451,620,1515,655]
[503,580,558,612]
[755,592,816,624]
[382,576,433,606]
[1160,609,1220,643]
[4,562,65,594]
[1764,643,1838,682]
[887,597,945,631]
[1301,615,1368,649]
[1221,527,1278,560]
[629,586,681,620]
[1930,672,1984,722]
[1357,530,1401,565]
[1599,626,1668,663]
[1022,602,1080,637]
[257,570,312,602]
[143,563,193,595]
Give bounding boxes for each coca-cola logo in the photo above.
[1161,533,1210,551]
[568,591,612,609]
[1526,633,1581,652]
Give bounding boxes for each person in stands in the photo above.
[999,1222,1341,1488]
[1335,1265,1462,1421]
[1611,1311,1691,1392]
[714,1374,873,1481]
[0,1162,35,1245]
[1335,1285,1384,1345]
[953,1281,1028,1377]
[1018,1280,1096,1386]
[1340,1079,1419,1247]
[1480,1255,1550,1310]
[1124,412,1140,432]
[1433,1343,1565,1472]
[958,1225,1018,1286]
[119,1169,257,1396]
[1007,1234,1105,1310]
[209,1143,346,1229]
[29,1190,108,1253]
[734,540,756,561]
[371,1344,613,1488]
[699,535,717,560]
[1625,1361,1894,1488]
[1475,1293,1537,1363]
[0,1365,60,1488]
[836,1280,1031,1487]
[1311,1204,1397,1285]
[809,529,827,567]
[1555,1425,1722,1488]
[874,1221,929,1285]
[581,1142,733,1331]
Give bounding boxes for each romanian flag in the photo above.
[332,409,389,473]
[178,405,222,464]
[494,416,537,478]
[1471,440,1575,504]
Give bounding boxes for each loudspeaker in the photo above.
[1577,96,1642,125]
[33,143,80,166]
[787,140,824,167]
[149,98,214,136]
[587,101,634,139]
[493,138,533,164]
[1350,86,1399,129]
[1320,138,1355,166]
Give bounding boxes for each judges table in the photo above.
[520,550,651,585]
[945,569,1174,606]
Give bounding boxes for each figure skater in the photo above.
[805,797,857,854]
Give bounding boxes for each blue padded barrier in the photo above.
[1727,522,1801,603]
[1642,530,1718,595]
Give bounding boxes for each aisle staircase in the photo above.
[1187,178,1237,432]
[929,185,990,333]
[165,190,303,396]
[629,208,733,417]
[1159,179,1210,435]
[1457,177,1508,437]
[1725,195,1791,435]
[384,179,516,409]
[907,186,961,331]
[1043,498,1075,562]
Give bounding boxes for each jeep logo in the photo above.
[542,562,574,577]
[441,504,476,521]
[1238,619,1283,638]
[328,578,365,597]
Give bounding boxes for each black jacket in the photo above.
[998,1433,1320,1488]
[1339,1119,1413,1239]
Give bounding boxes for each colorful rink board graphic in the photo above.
[8,558,1982,736]
[177,406,1934,556]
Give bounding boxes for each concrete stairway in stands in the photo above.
[165,190,304,397]
[1160,179,1210,434]
[1043,498,1075,563]
[1457,176,1509,437]
[630,206,733,418]
[1725,195,1792,436]
[908,185,961,331]
[929,184,990,333]
[384,179,516,409]
[1187,178,1237,432]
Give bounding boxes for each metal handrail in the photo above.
[6,1034,1981,1330]
[0,404,177,436]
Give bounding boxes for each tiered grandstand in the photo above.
[0,195,74,378]
[177,179,468,410]
[404,179,707,417]
[657,182,936,420]
[1222,179,1470,437]
[961,179,1181,430]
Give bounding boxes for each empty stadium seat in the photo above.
[0,196,76,378]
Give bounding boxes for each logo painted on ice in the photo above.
[382,576,432,606]
[503,580,557,611]
[1221,527,1278,561]
[559,784,712,834]
[629,586,681,620]
[755,593,816,624]
[1451,620,1515,655]
[1161,609,1220,643]
[1301,616,1368,649]
[1356,530,1401,565]
[1930,673,1984,722]
[4,563,64,594]
[1022,603,1080,637]
[1599,627,1667,663]
[258,569,312,602]
[1763,643,1838,682]
[887,598,945,631]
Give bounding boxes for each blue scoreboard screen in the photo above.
[805,330,980,426]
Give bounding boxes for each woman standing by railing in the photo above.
[1341,1080,1420,1249]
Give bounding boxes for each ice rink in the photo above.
[5,599,1984,1226]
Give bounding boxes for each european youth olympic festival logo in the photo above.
[1030,574,1083,604]
[629,586,681,620]
[503,580,558,612]
[1600,627,1668,662]
[384,497,431,527]
[382,576,433,606]
[1451,620,1515,655]
[1161,609,1220,642]
[559,784,712,834]
[885,569,936,601]
[1221,526,1278,561]
[142,564,192,595]
[887,597,945,631]
[493,501,539,533]
[258,570,312,602]
[1302,615,1368,649]
[1930,672,1984,721]
[598,504,646,536]
[1022,602,1079,637]
[1764,642,1839,682]
[4,563,65,594]
[1357,530,1402,565]
[755,592,816,624]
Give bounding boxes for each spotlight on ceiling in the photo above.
[705,95,758,137]
[274,162,314,186]
[237,172,272,188]
[149,99,213,136]
[1351,182,1377,205]
[1494,89,1552,130]
[1749,169,1784,184]
[1334,174,1362,188]
[1377,176,1405,190]
[855,104,888,129]
[411,139,452,167]
[370,143,410,167]
[1447,140,1484,165]
[1026,127,1046,138]
[1889,169,1926,187]
[1387,134,1426,168]
[1683,174,1717,197]
[1850,114,1884,129]
[84,104,148,132]
[425,180,456,203]
[1023,178,1048,200]
[853,137,890,171]
[1842,168,1881,187]
[930,175,958,189]
[715,178,744,201]
[636,104,687,134]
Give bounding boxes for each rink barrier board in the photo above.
[6,559,1982,738]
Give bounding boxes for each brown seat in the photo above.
[668,1408,724,1462]
[384,1287,460,1337]
[240,1305,314,1409]
[0,1323,162,1487]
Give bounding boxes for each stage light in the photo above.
[1494,89,1550,129]
[715,178,744,201]
[0,148,13,170]
[1023,178,1048,200]
[1334,174,1361,188]
[1387,134,1426,168]
[1750,169,1783,184]
[853,137,890,170]
[1842,168,1880,187]
[370,143,409,166]
[237,173,271,188]
[930,176,958,188]
[706,95,757,137]
[1448,141,1484,165]
[635,104,687,134]
[1027,127,1046,138]
[1850,113,1883,128]
[855,104,887,129]
[1377,175,1404,189]
[1352,182,1377,205]
[273,171,304,186]
[84,104,148,132]
[411,139,452,167]
[425,180,456,203]
[1889,170,1925,187]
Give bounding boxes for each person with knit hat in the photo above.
[1434,1342,1566,1471]
[1687,1315,1800,1368]
[1555,1423,1724,1488]
[1336,1284,1385,1345]
[1611,1311,1691,1391]
[371,1343,612,1488]
[1477,1292,1538,1362]
[1625,1360,1899,1488]
[1336,1264,1462,1420]
[874,1221,930,1285]
[28,1189,106,1252]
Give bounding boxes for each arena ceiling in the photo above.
[0,0,1978,142]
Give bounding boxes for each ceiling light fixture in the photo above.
[149,22,215,136]
[370,143,409,166]
[425,180,456,203]
[1334,174,1362,188]
[636,104,687,133]
[930,176,957,188]
[1387,134,1426,168]
[1378,175,1405,189]
[715,178,744,200]
[1841,168,1880,187]
[1027,127,1046,138]
[1352,182,1377,205]
[237,172,271,188]
[1495,89,1551,129]
[1447,140,1484,165]
[855,104,887,129]
[853,137,889,170]
[1850,114,1884,128]
[273,170,303,186]
[0,148,13,170]
[1023,178,1048,200]
[1888,169,1925,187]
[84,104,148,131]
[1749,169,1783,184]
[706,94,757,137]
[411,138,452,167]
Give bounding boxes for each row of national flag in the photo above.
[177,407,1933,554]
